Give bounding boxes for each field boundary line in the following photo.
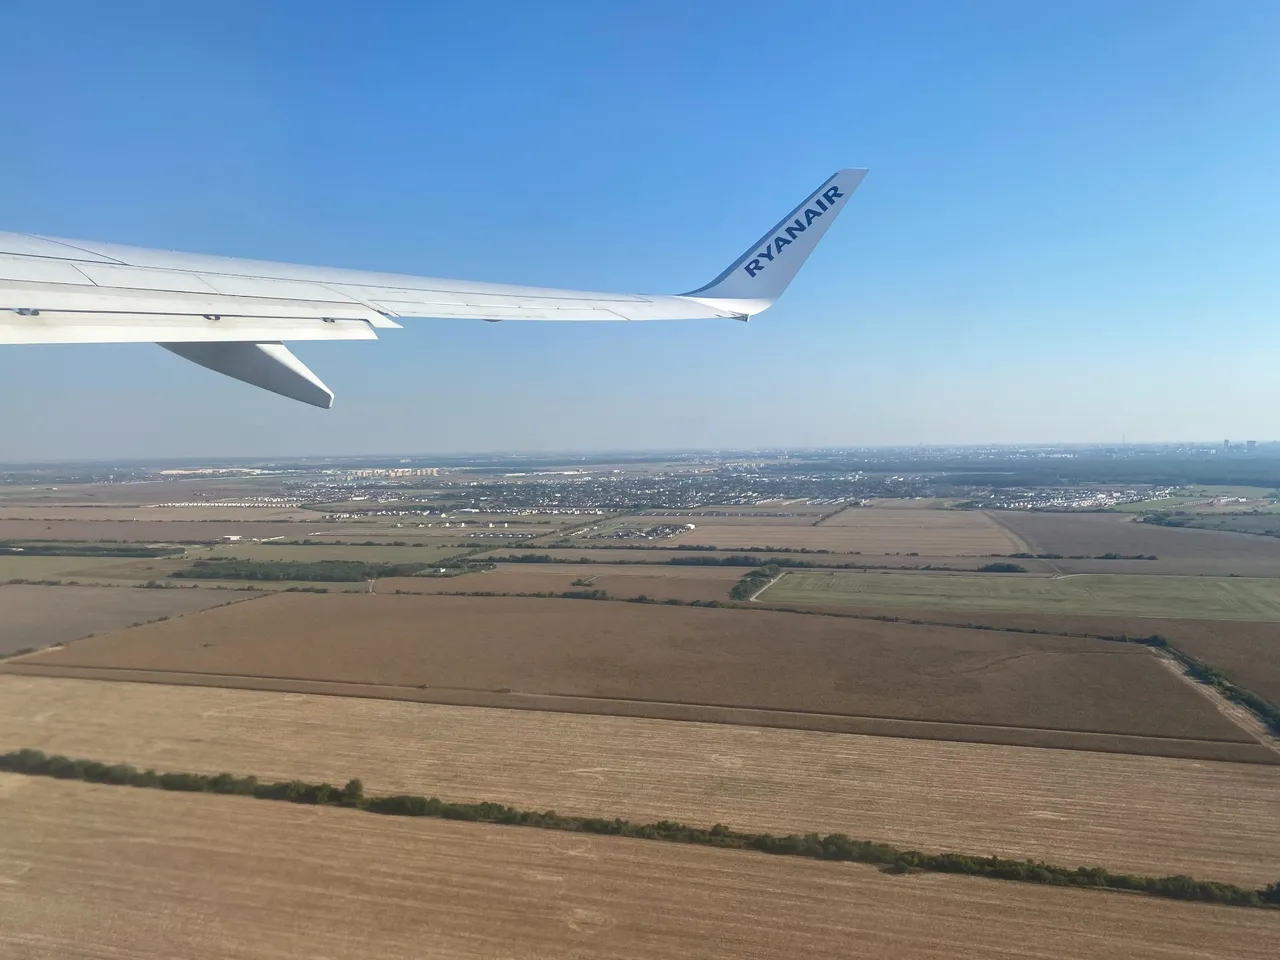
[980,510,1034,556]
[2,664,1275,764]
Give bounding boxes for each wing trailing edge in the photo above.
[0,169,865,405]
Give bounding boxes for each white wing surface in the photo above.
[0,169,865,407]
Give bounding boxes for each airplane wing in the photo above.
[0,169,865,407]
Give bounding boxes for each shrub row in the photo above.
[3,748,1275,909]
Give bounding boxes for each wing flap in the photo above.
[0,312,380,344]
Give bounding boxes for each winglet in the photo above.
[681,169,866,316]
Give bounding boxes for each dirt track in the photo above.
[2,775,1275,960]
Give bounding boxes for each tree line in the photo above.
[170,559,433,582]
[3,748,1274,909]
[0,541,182,558]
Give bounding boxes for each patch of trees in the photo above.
[976,563,1027,573]
[3,748,1274,909]
[729,564,781,600]
[170,558,432,582]
[1140,513,1191,527]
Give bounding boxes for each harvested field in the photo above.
[3,676,1278,885]
[380,562,740,602]
[666,508,1022,555]
[6,778,1274,960]
[0,518,312,542]
[3,593,1258,749]
[0,554,156,582]
[990,511,1280,571]
[760,570,1280,621]
[1189,514,1280,537]
[0,585,256,655]
[0,504,314,521]
[1048,556,1280,577]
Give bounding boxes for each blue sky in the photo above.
[2,0,1278,459]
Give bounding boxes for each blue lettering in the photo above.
[757,246,775,261]
[822,185,843,205]
[803,207,822,226]
[774,235,791,254]
[815,198,827,211]
[744,258,764,277]
[785,219,806,241]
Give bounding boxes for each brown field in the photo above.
[3,675,1277,886]
[5,777,1273,960]
[665,508,1022,555]
[1049,556,1280,577]
[0,504,315,521]
[0,553,169,582]
[197,542,465,564]
[0,518,315,542]
[380,562,740,602]
[990,511,1280,571]
[808,605,1280,708]
[3,593,1259,752]
[0,585,257,655]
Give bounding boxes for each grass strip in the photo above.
[2,748,1276,909]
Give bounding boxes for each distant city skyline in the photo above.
[2,1,1279,459]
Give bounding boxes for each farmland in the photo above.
[197,542,467,563]
[807,606,1280,709]
[2,675,1276,886]
[3,450,1280,956]
[990,511,1280,568]
[0,518,316,542]
[660,507,1023,554]
[760,570,1280,621]
[0,585,256,655]
[379,562,741,602]
[2,593,1261,754]
[4,777,1274,960]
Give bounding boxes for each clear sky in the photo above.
[2,1,1278,460]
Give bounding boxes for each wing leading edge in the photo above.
[0,169,865,406]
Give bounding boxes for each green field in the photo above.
[759,570,1280,621]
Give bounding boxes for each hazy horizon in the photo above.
[4,438,1278,470]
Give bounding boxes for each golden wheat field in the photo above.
[1,776,1275,960]
[3,676,1276,887]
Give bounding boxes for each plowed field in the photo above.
[2,593,1254,747]
[665,508,1021,554]
[0,584,256,654]
[990,511,1280,573]
[759,570,1280,620]
[379,562,739,601]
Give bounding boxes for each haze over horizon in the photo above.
[3,1,1279,460]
